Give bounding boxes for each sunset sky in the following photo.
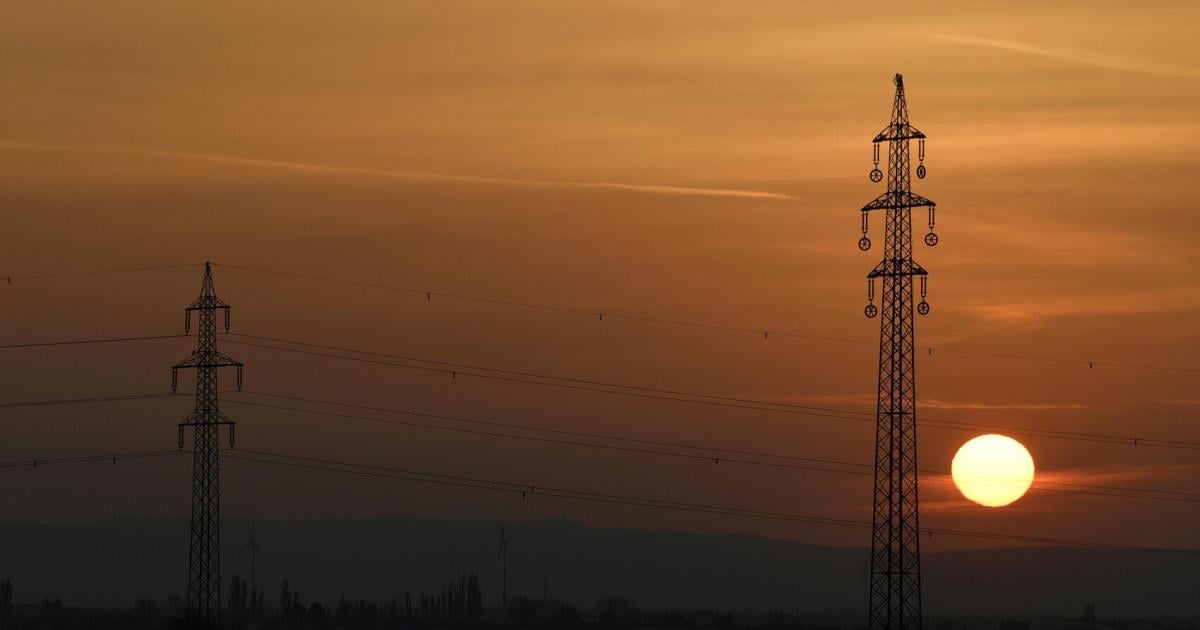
[1,0,1198,556]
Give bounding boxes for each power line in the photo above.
[224,334,1200,451]
[0,450,184,469]
[0,388,1191,504]
[0,439,1189,548]
[0,334,186,350]
[2,329,1192,451]
[212,262,1199,375]
[2,328,1191,451]
[0,400,1185,548]
[2,262,1194,374]
[3,263,202,283]
[0,392,182,409]
[225,448,1197,552]
[229,332,867,418]
[225,391,1200,505]
[236,390,870,469]
[226,398,874,476]
[0,444,1182,550]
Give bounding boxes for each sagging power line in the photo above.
[3,262,201,283]
[0,450,184,469]
[224,448,1199,553]
[0,334,186,350]
[0,388,1192,505]
[221,390,1200,505]
[3,260,1195,375]
[11,441,1190,552]
[224,333,1200,451]
[2,329,1194,451]
[210,263,1200,374]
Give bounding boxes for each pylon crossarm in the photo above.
[186,298,229,311]
[873,123,925,143]
[178,419,236,429]
[861,192,936,213]
[174,358,243,370]
[868,261,928,278]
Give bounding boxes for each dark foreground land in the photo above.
[0,518,1195,629]
[2,597,1198,630]
[1,518,1195,616]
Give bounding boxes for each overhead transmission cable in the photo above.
[0,450,185,469]
[225,448,1198,552]
[3,445,1185,551]
[1,330,1190,450]
[224,333,1200,451]
[0,389,1192,504]
[0,334,186,350]
[224,391,1200,505]
[0,392,182,409]
[210,263,1197,374]
[3,260,1193,374]
[3,263,202,283]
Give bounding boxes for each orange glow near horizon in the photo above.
[0,1,1197,552]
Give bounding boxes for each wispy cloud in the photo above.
[1145,398,1200,408]
[919,399,1088,411]
[919,463,1200,513]
[960,285,1200,331]
[768,394,1087,412]
[769,392,876,408]
[0,139,797,201]
[929,34,1200,80]
[1035,463,1200,490]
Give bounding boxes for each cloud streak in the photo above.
[919,462,1200,513]
[1034,463,1200,491]
[930,34,1200,79]
[919,399,1088,411]
[0,139,797,201]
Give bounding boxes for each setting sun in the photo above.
[951,434,1036,507]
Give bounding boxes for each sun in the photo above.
[951,434,1035,507]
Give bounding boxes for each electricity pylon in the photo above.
[173,262,244,629]
[858,74,939,630]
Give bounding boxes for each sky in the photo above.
[0,0,1198,556]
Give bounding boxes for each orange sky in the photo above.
[0,1,1198,552]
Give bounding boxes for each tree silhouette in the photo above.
[279,578,294,612]
[467,573,483,621]
[228,574,249,619]
[0,579,12,630]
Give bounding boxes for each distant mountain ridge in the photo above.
[0,518,1193,616]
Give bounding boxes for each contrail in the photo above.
[0,139,796,201]
[929,34,1200,80]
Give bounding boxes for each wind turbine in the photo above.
[498,525,508,607]
[242,523,263,618]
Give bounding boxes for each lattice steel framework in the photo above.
[172,262,243,629]
[858,74,938,630]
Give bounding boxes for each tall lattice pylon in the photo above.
[172,262,244,629]
[858,74,939,630]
